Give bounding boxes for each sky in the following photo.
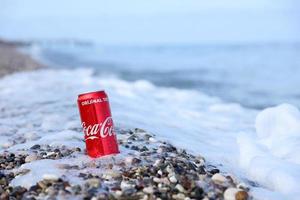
[0,0,299,44]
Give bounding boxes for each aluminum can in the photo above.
[77,90,119,158]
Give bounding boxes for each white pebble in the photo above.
[46,152,56,157]
[115,190,122,196]
[42,174,59,181]
[169,175,177,183]
[25,154,38,163]
[166,165,174,174]
[125,156,133,164]
[175,184,185,193]
[211,173,227,183]
[86,178,100,187]
[224,188,242,200]
[143,186,154,194]
[120,181,134,190]
[172,193,185,199]
[153,177,161,183]
[149,137,157,142]
[153,159,161,167]
[157,170,163,176]
[157,147,163,154]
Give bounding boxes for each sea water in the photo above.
[31,43,300,109]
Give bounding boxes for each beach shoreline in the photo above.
[0,39,43,78]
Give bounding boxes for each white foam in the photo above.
[237,104,300,199]
[11,159,65,188]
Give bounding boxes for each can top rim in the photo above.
[78,90,105,98]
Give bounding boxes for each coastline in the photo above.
[0,39,43,77]
[0,39,250,200]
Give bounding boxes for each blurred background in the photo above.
[0,0,300,108]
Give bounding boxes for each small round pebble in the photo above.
[224,188,242,200]
[236,190,248,200]
[25,154,38,163]
[211,173,227,184]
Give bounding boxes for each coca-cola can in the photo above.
[77,90,119,158]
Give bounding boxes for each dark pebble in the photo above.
[140,146,149,152]
[54,148,60,153]
[29,184,41,192]
[11,186,27,196]
[130,146,139,151]
[79,173,87,178]
[72,185,82,195]
[191,187,204,199]
[75,147,81,152]
[0,172,5,179]
[87,187,98,196]
[174,165,184,175]
[6,157,14,162]
[188,162,197,171]
[123,188,136,196]
[132,158,141,164]
[209,169,220,175]
[30,144,41,150]
[198,166,206,174]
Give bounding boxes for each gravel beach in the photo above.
[0,39,250,200]
[0,128,249,200]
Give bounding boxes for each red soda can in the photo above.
[77,90,119,158]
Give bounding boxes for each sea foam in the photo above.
[238,104,300,199]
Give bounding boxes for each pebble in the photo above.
[42,174,59,181]
[173,193,186,199]
[86,178,101,188]
[115,190,122,196]
[235,191,248,200]
[30,144,41,150]
[0,191,9,200]
[143,186,154,194]
[120,181,134,190]
[209,168,220,175]
[175,184,186,193]
[169,175,177,183]
[153,177,161,183]
[11,186,27,196]
[153,159,161,167]
[132,157,142,164]
[57,164,72,169]
[157,170,163,176]
[25,154,38,163]
[72,185,82,194]
[149,137,157,142]
[211,173,227,184]
[224,188,242,200]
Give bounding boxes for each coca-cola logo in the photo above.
[81,117,115,140]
